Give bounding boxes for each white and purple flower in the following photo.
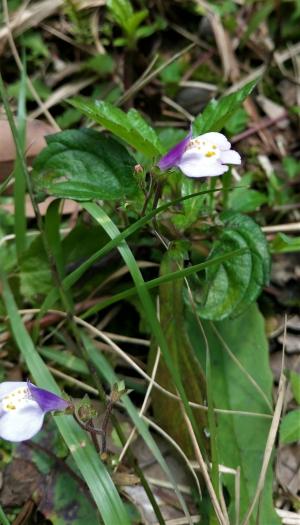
[0,381,70,442]
[158,131,241,178]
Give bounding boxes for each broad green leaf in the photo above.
[199,212,270,320]
[280,410,300,443]
[32,129,137,201]
[68,99,163,157]
[193,80,258,135]
[290,371,300,404]
[187,304,280,525]
[0,271,130,525]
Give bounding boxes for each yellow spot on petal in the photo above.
[205,151,216,157]
[212,145,216,149]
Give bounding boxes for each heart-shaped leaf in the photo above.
[32,128,138,201]
[198,212,270,320]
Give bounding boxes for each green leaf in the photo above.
[68,99,163,157]
[282,156,300,179]
[188,304,280,525]
[280,410,300,444]
[40,469,99,524]
[21,31,50,59]
[224,107,249,135]
[290,371,300,404]
[0,271,130,525]
[85,54,115,75]
[126,9,148,35]
[32,128,138,201]
[107,0,133,28]
[269,233,300,253]
[228,187,267,213]
[107,0,148,38]
[20,236,52,300]
[240,2,274,46]
[199,212,270,320]
[193,80,258,135]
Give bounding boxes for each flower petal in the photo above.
[220,149,241,165]
[158,131,192,170]
[198,132,231,151]
[178,155,228,178]
[28,382,69,413]
[0,402,44,442]
[0,382,27,398]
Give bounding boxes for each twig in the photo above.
[182,408,228,525]
[262,223,300,233]
[231,113,288,144]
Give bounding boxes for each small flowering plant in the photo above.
[0,381,70,442]
[158,131,241,178]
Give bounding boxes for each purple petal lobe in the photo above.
[158,131,192,170]
[28,382,69,413]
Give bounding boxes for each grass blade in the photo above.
[13,56,27,258]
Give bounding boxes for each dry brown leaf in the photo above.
[1,196,80,218]
[0,0,64,44]
[277,444,300,497]
[0,458,42,507]
[0,118,56,180]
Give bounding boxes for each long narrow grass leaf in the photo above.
[14,58,27,258]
